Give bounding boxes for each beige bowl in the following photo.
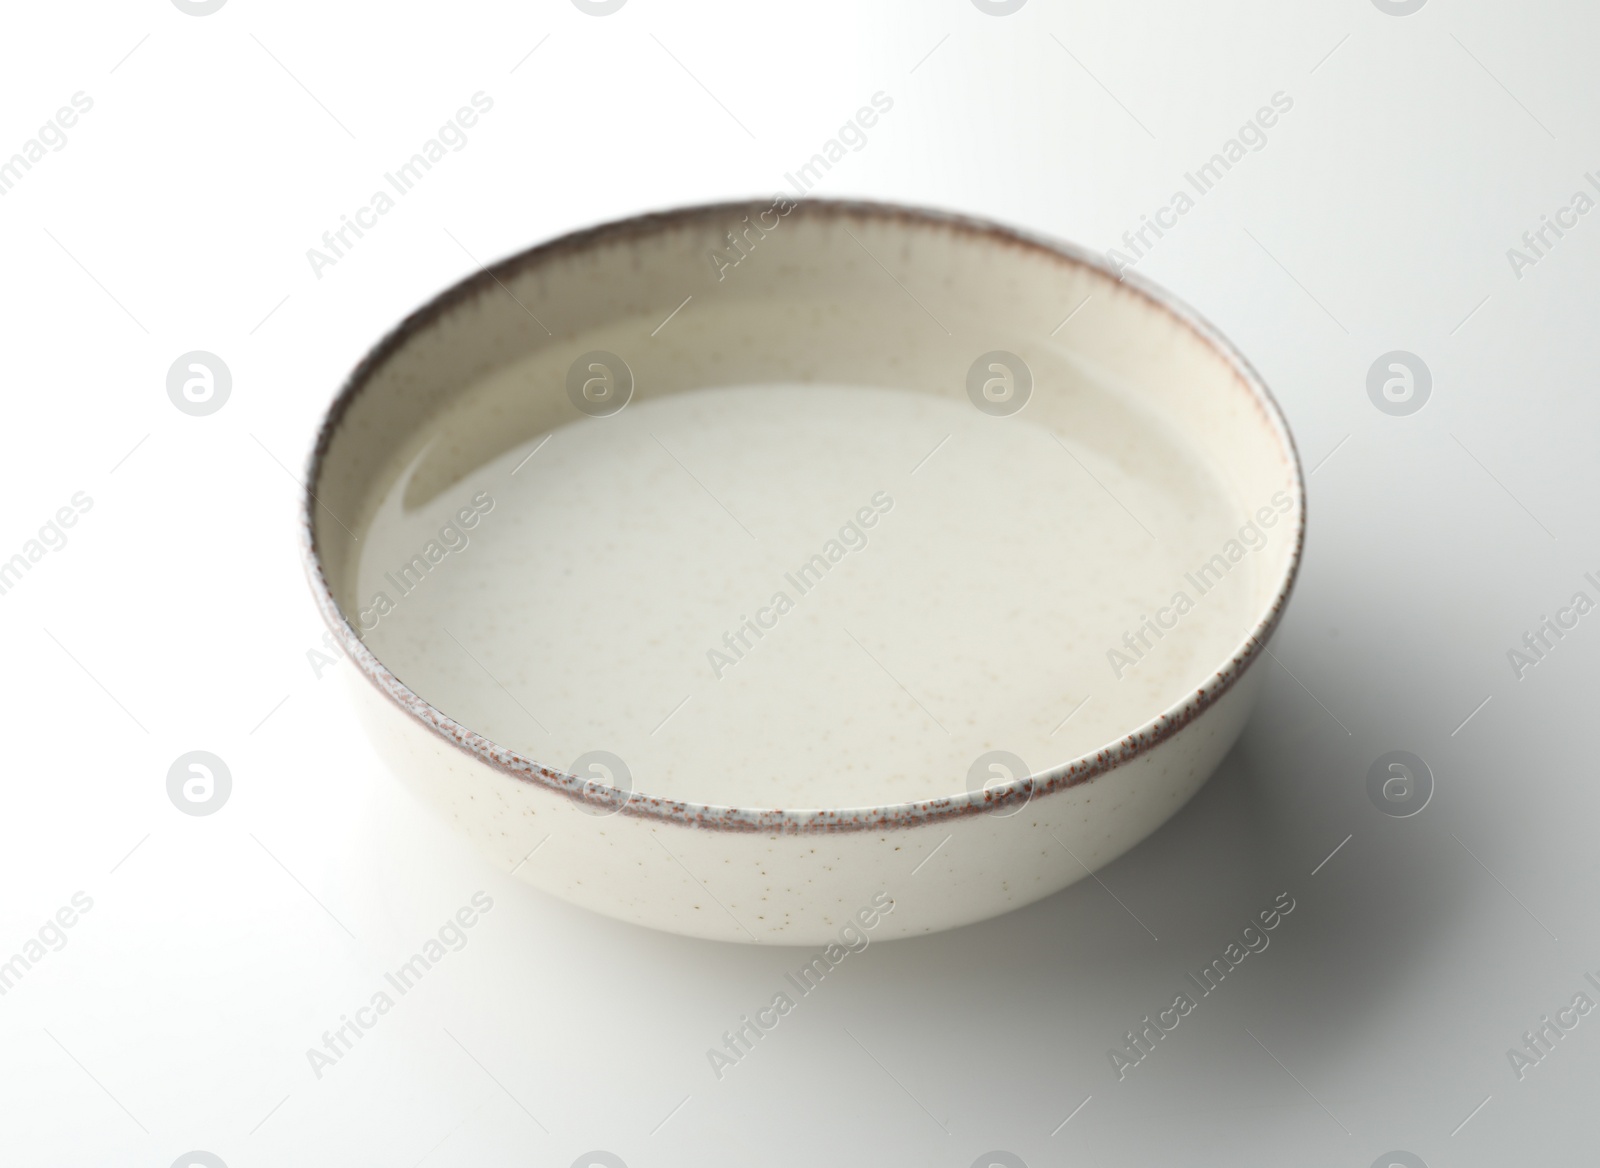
[302,200,1304,944]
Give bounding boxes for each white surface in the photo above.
[0,1,1595,1165]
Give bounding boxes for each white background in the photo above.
[2,1,1598,1165]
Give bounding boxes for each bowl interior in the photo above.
[309,201,1301,812]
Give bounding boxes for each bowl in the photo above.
[302,199,1304,944]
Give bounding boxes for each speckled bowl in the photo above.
[302,200,1304,944]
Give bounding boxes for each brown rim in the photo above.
[301,198,1306,835]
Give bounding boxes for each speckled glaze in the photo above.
[302,199,1304,943]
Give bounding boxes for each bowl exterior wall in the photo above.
[345,660,1266,943]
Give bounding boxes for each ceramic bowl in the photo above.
[302,199,1304,944]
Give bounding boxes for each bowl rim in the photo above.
[301,197,1306,835]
